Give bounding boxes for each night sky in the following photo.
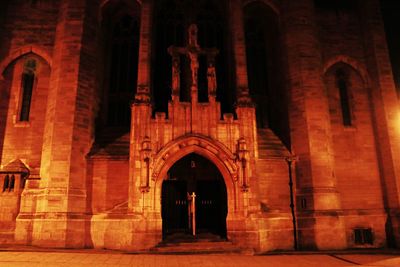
[381,0,400,96]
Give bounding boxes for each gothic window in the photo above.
[3,175,9,192]
[19,59,36,122]
[245,9,269,128]
[152,0,233,114]
[106,14,140,128]
[244,2,290,148]
[336,69,352,126]
[152,2,186,112]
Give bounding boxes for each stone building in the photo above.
[0,0,399,252]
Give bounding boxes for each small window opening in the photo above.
[301,198,307,209]
[3,175,10,192]
[354,228,373,245]
[336,69,352,126]
[9,175,15,192]
[21,175,26,189]
[19,59,37,122]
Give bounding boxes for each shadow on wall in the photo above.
[85,159,94,248]
[0,1,12,166]
[385,217,396,248]
[0,64,13,165]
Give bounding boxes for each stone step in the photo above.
[151,240,241,254]
[162,232,223,243]
[150,232,244,254]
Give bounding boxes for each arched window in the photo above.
[244,2,290,148]
[9,175,15,192]
[336,69,352,126]
[106,14,140,128]
[245,8,269,128]
[152,4,184,110]
[3,175,9,192]
[19,59,36,122]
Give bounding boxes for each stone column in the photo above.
[134,0,153,103]
[229,0,251,105]
[129,0,154,213]
[225,0,261,251]
[360,0,400,247]
[282,0,345,249]
[24,0,98,248]
[128,2,161,250]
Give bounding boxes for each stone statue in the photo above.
[207,60,217,96]
[189,51,198,87]
[172,55,180,95]
[188,24,199,87]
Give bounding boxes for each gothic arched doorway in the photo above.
[161,153,227,239]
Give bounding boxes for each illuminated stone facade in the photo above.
[0,0,399,252]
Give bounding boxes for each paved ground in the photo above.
[0,250,400,267]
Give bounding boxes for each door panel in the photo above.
[161,180,188,236]
[196,180,227,237]
[161,153,228,239]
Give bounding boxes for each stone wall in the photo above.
[0,0,398,252]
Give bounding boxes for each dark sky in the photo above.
[381,0,400,95]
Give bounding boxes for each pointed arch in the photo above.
[150,135,240,214]
[243,0,280,15]
[324,60,368,127]
[98,0,141,129]
[99,0,142,23]
[323,55,370,87]
[243,0,290,147]
[152,135,238,186]
[0,45,52,80]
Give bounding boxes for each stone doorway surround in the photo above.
[161,153,228,239]
[124,133,267,251]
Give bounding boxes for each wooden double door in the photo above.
[161,154,227,239]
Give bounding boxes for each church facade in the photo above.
[1,0,400,252]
